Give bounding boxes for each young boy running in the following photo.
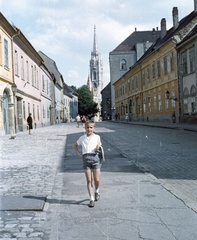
[73,120,102,207]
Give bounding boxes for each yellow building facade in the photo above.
[0,13,16,135]
[114,4,197,124]
[114,39,179,123]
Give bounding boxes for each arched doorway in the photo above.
[3,91,10,134]
[129,99,132,121]
[136,97,140,118]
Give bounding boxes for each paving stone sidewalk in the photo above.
[0,124,68,239]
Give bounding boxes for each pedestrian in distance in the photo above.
[73,120,102,208]
[81,115,86,123]
[81,115,86,128]
[76,114,81,128]
[115,113,118,121]
[125,112,129,122]
[27,113,33,135]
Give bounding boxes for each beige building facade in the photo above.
[109,29,161,120]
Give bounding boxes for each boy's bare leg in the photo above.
[92,168,101,201]
[84,169,94,198]
[92,168,100,191]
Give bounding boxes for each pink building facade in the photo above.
[13,30,43,132]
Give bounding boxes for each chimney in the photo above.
[173,7,179,29]
[194,0,197,12]
[161,18,166,38]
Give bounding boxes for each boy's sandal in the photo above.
[88,200,95,207]
[95,192,100,201]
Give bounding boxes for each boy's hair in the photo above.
[85,120,95,127]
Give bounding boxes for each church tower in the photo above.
[88,25,103,121]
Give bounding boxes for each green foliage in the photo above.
[71,85,99,117]
[70,85,77,92]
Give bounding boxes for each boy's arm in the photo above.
[96,144,101,151]
[73,142,83,158]
[96,136,102,150]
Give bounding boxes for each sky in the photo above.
[0,0,195,89]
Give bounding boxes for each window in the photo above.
[191,85,196,96]
[154,95,157,111]
[129,99,132,113]
[165,97,169,110]
[189,47,195,73]
[33,104,35,120]
[135,75,138,89]
[28,103,30,115]
[128,79,130,92]
[147,97,151,112]
[37,70,39,89]
[93,71,96,80]
[31,65,34,85]
[43,106,45,118]
[183,87,189,98]
[26,61,29,83]
[23,101,26,120]
[163,56,167,75]
[171,90,175,110]
[147,68,150,83]
[181,51,187,75]
[142,71,145,85]
[4,38,9,68]
[132,77,134,90]
[14,50,19,75]
[158,94,162,111]
[34,66,37,87]
[47,107,50,118]
[143,98,146,113]
[120,59,127,71]
[49,81,51,97]
[157,60,161,78]
[21,56,24,79]
[184,98,188,113]
[42,75,45,92]
[152,64,155,80]
[191,101,196,113]
[170,52,174,72]
[46,79,49,94]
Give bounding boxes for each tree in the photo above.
[70,85,77,93]
[71,85,99,118]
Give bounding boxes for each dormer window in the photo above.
[120,59,127,71]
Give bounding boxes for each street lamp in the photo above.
[166,90,178,101]
[11,83,17,94]
[166,90,179,123]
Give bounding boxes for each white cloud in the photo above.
[1,0,194,88]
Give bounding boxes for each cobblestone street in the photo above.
[0,121,197,240]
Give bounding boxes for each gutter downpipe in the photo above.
[11,28,21,135]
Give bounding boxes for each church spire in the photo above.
[93,25,97,53]
[89,25,103,121]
